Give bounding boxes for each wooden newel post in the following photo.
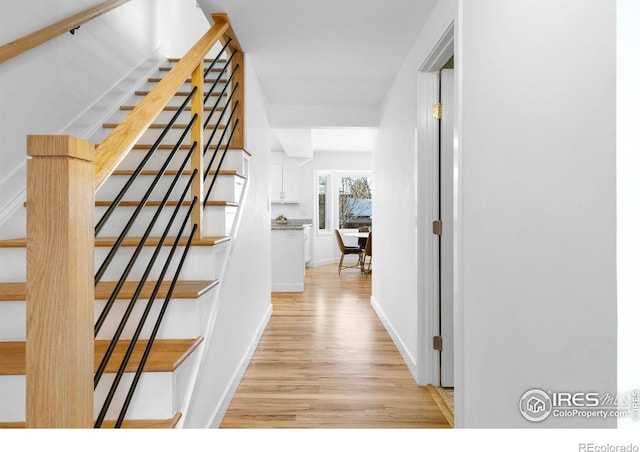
[26,135,95,428]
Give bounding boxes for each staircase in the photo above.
[0,16,249,428]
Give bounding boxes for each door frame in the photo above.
[415,21,464,426]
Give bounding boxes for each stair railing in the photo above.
[25,13,244,428]
[0,0,131,64]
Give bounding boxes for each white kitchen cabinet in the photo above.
[271,229,305,292]
[270,165,300,203]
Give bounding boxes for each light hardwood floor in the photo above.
[220,263,451,428]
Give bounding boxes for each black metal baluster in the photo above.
[204,118,240,205]
[203,50,237,107]
[202,65,238,135]
[114,222,199,428]
[94,198,198,427]
[202,100,238,184]
[94,169,198,389]
[202,82,238,158]
[95,87,197,236]
[94,114,198,286]
[94,141,197,336]
[203,40,231,80]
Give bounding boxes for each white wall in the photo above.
[372,0,453,379]
[272,150,372,266]
[161,1,212,57]
[0,0,201,228]
[182,55,273,428]
[617,0,640,430]
[374,0,617,427]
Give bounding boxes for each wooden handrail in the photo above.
[93,15,232,191]
[0,0,130,64]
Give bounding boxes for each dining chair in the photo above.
[358,226,370,249]
[335,229,363,274]
[362,232,372,278]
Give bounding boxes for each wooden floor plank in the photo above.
[219,264,450,428]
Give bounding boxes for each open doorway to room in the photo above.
[416,23,459,425]
[436,55,455,411]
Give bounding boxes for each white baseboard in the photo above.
[271,283,304,292]
[309,256,360,267]
[207,303,273,428]
[370,296,418,381]
[310,258,336,267]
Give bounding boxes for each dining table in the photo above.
[343,231,370,239]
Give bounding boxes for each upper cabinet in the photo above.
[271,165,300,203]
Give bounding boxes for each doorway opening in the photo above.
[416,22,460,426]
[435,56,455,413]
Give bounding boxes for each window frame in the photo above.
[315,170,372,236]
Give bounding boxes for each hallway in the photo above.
[220,264,451,428]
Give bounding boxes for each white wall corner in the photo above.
[370,296,418,382]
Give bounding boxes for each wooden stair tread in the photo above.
[147,77,228,84]
[103,123,226,129]
[94,200,239,207]
[102,412,182,428]
[111,169,246,179]
[0,235,230,248]
[0,412,182,429]
[134,90,227,96]
[160,67,224,73]
[22,200,238,208]
[94,235,231,247]
[120,105,223,111]
[131,144,251,156]
[0,337,203,375]
[167,58,226,63]
[0,280,218,302]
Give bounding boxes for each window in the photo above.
[338,176,372,229]
[317,174,328,231]
[316,171,372,234]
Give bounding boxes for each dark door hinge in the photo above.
[433,336,443,351]
[432,220,443,236]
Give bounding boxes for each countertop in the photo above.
[271,219,312,230]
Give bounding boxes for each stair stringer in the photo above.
[173,151,255,428]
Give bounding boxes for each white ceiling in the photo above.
[198,0,438,128]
